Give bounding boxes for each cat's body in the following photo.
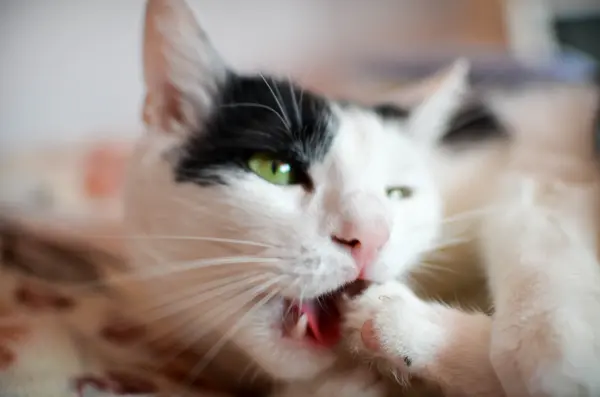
[2,0,600,396]
[125,1,600,395]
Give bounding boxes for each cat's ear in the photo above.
[405,60,470,145]
[142,0,227,134]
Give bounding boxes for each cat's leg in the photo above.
[482,175,600,397]
[343,282,504,397]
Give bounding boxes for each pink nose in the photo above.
[332,221,390,278]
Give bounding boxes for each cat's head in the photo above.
[124,0,468,382]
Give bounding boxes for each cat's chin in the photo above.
[232,280,370,381]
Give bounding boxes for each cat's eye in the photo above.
[386,186,413,200]
[248,153,299,185]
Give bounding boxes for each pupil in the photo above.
[271,161,279,174]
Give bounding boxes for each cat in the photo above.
[121,0,504,396]
[126,1,600,396]
[5,0,599,396]
[0,1,495,394]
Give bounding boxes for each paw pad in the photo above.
[360,319,381,352]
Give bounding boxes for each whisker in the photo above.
[153,278,283,372]
[221,102,290,131]
[70,256,279,292]
[416,261,460,276]
[429,236,471,251]
[259,73,291,130]
[89,234,276,249]
[180,276,282,341]
[140,273,274,323]
[441,206,500,226]
[288,75,301,126]
[184,285,283,387]
[138,271,271,315]
[118,275,276,364]
[133,284,268,360]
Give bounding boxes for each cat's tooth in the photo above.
[291,313,308,339]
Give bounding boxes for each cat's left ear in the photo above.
[407,59,470,145]
[142,0,227,134]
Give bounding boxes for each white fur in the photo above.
[344,281,447,370]
[125,0,469,385]
[481,85,600,397]
[124,98,455,381]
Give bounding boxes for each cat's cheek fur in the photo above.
[229,302,338,381]
[125,156,342,380]
[368,186,442,283]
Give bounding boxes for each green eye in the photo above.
[248,153,298,185]
[386,186,413,200]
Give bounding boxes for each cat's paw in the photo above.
[343,282,446,374]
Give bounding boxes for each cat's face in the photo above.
[124,0,467,382]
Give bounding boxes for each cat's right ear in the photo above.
[142,0,227,134]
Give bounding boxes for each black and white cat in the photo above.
[123,0,600,396]
[125,0,465,389]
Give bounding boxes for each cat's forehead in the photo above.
[317,104,425,185]
[175,73,410,186]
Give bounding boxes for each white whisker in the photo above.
[184,284,283,386]
[73,256,279,291]
[91,234,275,248]
[154,278,283,371]
[221,102,290,131]
[138,275,275,350]
[259,73,291,130]
[140,271,271,315]
[429,236,471,251]
[416,261,460,276]
[441,206,500,226]
[288,75,301,126]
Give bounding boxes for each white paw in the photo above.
[343,282,446,373]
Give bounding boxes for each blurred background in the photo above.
[1,0,599,220]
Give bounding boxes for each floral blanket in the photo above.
[0,213,233,397]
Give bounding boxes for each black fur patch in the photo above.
[176,73,505,187]
[176,73,335,187]
[442,101,506,144]
[371,100,505,144]
[372,103,410,120]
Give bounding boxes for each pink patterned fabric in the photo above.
[0,215,232,397]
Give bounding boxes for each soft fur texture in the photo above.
[2,0,600,396]
[343,85,600,397]
[124,0,471,392]
[124,0,600,396]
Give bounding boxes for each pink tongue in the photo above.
[299,302,323,344]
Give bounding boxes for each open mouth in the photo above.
[282,280,369,348]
